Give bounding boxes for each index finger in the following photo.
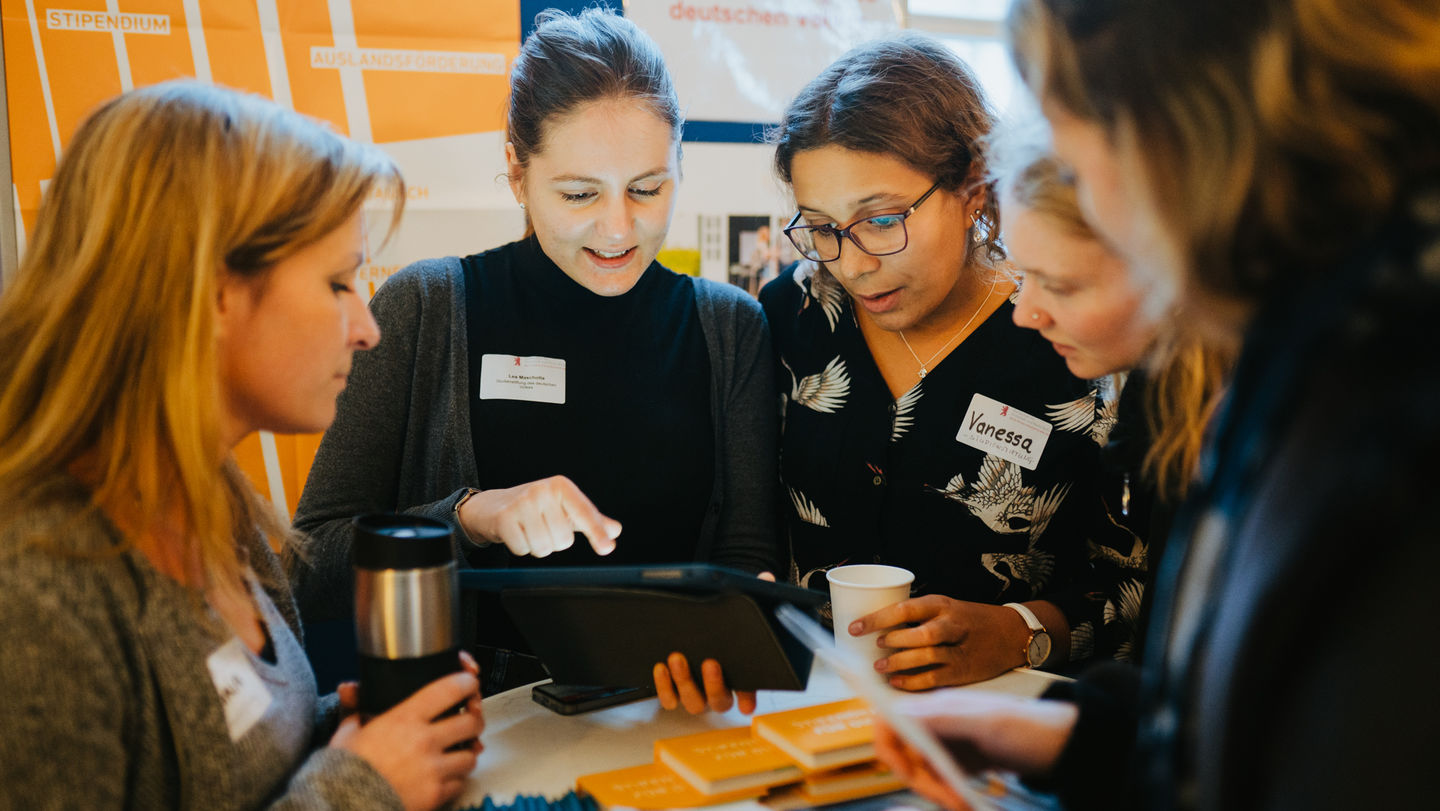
[667,652,710,715]
[699,658,735,714]
[336,681,360,712]
[854,596,938,634]
[557,484,621,556]
[873,722,920,781]
[391,671,480,721]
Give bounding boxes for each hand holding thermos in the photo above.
[327,514,484,811]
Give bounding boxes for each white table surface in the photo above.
[456,663,1069,807]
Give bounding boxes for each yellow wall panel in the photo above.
[4,0,521,520]
[118,0,196,85]
[197,0,274,98]
[275,0,347,135]
[2,0,54,235]
[350,0,516,143]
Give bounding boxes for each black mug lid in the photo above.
[352,513,454,570]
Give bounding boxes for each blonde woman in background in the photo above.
[874,0,1440,808]
[994,133,1231,663]
[0,81,482,809]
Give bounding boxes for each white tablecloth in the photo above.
[456,663,1069,807]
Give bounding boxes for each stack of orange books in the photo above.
[752,697,877,771]
[577,761,771,810]
[575,698,908,809]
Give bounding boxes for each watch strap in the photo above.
[1003,602,1044,633]
[1003,602,1049,668]
[453,488,486,545]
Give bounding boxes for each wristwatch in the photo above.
[453,487,485,545]
[1003,602,1052,668]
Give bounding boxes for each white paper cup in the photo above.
[826,564,915,663]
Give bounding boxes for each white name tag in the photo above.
[206,637,272,742]
[479,354,567,404]
[955,393,1053,470]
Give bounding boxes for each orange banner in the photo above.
[3,0,520,518]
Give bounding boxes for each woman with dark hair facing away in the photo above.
[759,33,1118,689]
[874,1,1440,809]
[0,81,482,810]
[991,125,1232,663]
[289,7,779,702]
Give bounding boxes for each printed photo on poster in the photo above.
[728,214,776,296]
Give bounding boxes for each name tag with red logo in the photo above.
[955,393,1052,470]
[479,354,566,404]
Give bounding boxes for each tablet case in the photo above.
[460,565,825,691]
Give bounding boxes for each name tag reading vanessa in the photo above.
[955,393,1053,470]
[479,354,566,404]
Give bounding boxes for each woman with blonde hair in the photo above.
[874,1,1440,809]
[0,80,482,809]
[992,131,1231,662]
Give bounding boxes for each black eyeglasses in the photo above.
[783,181,942,263]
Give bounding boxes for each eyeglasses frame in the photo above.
[782,180,944,262]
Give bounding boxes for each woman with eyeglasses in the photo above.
[758,33,1115,689]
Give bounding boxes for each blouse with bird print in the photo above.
[760,263,1122,662]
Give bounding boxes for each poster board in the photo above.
[626,0,897,127]
[1,0,522,519]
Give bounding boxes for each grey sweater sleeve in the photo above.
[289,259,480,624]
[270,748,403,811]
[0,507,403,811]
[0,562,135,809]
[694,279,782,574]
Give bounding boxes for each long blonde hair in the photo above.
[1006,0,1440,322]
[0,81,403,594]
[989,137,1231,500]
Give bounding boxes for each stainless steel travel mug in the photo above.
[353,513,460,717]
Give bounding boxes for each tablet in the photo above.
[460,564,826,691]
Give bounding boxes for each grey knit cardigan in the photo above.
[0,476,401,810]
[289,253,782,623]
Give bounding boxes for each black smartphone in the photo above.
[531,682,656,715]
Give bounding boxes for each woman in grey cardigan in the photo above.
[0,81,482,809]
[290,9,781,708]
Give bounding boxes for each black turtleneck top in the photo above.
[460,236,714,567]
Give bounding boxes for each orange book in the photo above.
[800,760,907,804]
[654,726,804,795]
[577,761,767,809]
[751,698,877,771]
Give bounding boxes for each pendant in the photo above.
[918,367,928,379]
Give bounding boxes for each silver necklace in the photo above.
[898,277,997,378]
